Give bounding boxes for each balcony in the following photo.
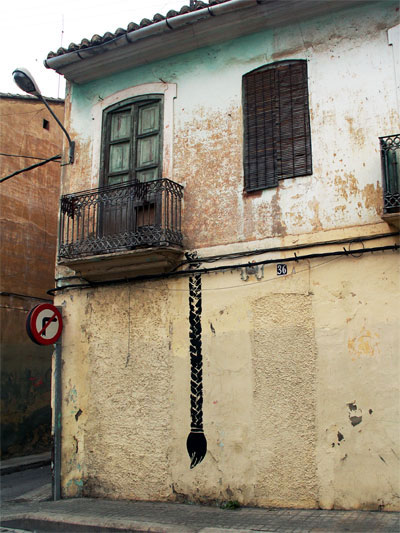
[380,134,400,228]
[58,179,184,281]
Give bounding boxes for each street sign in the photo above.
[26,304,63,345]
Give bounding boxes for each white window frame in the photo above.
[90,82,177,189]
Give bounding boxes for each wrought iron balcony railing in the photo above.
[58,179,183,260]
[380,134,400,213]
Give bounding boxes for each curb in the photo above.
[1,454,51,476]
[0,514,195,533]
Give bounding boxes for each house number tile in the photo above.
[277,263,288,276]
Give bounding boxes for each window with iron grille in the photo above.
[99,95,164,240]
[101,95,163,187]
[243,60,312,192]
[380,134,400,213]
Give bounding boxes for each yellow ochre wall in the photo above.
[56,249,399,509]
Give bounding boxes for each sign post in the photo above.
[26,303,63,501]
[53,330,62,501]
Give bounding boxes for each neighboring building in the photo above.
[0,93,64,457]
[45,0,399,510]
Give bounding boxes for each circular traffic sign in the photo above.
[26,304,63,345]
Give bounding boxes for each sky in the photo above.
[0,0,188,99]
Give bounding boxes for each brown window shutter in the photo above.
[243,60,312,192]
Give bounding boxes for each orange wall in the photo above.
[0,94,64,457]
[0,95,64,298]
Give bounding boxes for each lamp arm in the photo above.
[39,95,75,164]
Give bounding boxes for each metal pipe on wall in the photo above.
[52,312,62,501]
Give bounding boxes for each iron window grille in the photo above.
[243,59,312,192]
[58,178,183,260]
[380,134,400,213]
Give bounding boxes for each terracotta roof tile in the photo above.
[47,0,231,59]
[0,92,64,103]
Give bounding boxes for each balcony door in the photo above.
[100,96,163,239]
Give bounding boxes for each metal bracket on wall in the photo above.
[241,264,264,281]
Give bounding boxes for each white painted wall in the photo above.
[65,1,399,251]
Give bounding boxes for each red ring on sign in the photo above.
[27,304,63,345]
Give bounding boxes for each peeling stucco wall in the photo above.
[55,1,400,511]
[314,254,400,510]
[62,2,398,249]
[56,252,399,509]
[251,293,318,508]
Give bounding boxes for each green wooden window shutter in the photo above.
[243,60,312,192]
[102,96,163,186]
[136,101,161,183]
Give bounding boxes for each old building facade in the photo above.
[46,0,399,509]
[0,93,64,457]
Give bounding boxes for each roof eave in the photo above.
[44,0,381,85]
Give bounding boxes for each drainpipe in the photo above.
[53,310,62,501]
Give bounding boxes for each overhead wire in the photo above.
[172,231,399,269]
[0,109,53,117]
[0,155,61,183]
[129,255,344,293]
[48,241,399,296]
[0,152,53,161]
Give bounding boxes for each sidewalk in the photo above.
[1,455,399,532]
[0,453,51,476]
[1,497,399,532]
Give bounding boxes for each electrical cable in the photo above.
[0,305,35,311]
[0,154,61,183]
[0,109,51,117]
[0,291,52,302]
[0,152,52,161]
[48,242,399,296]
[124,255,343,293]
[171,231,399,269]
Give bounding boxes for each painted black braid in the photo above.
[189,272,204,431]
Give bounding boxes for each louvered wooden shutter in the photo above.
[243,60,312,192]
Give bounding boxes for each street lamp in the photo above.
[12,68,75,164]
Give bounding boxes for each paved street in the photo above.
[1,465,51,502]
[1,459,399,532]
